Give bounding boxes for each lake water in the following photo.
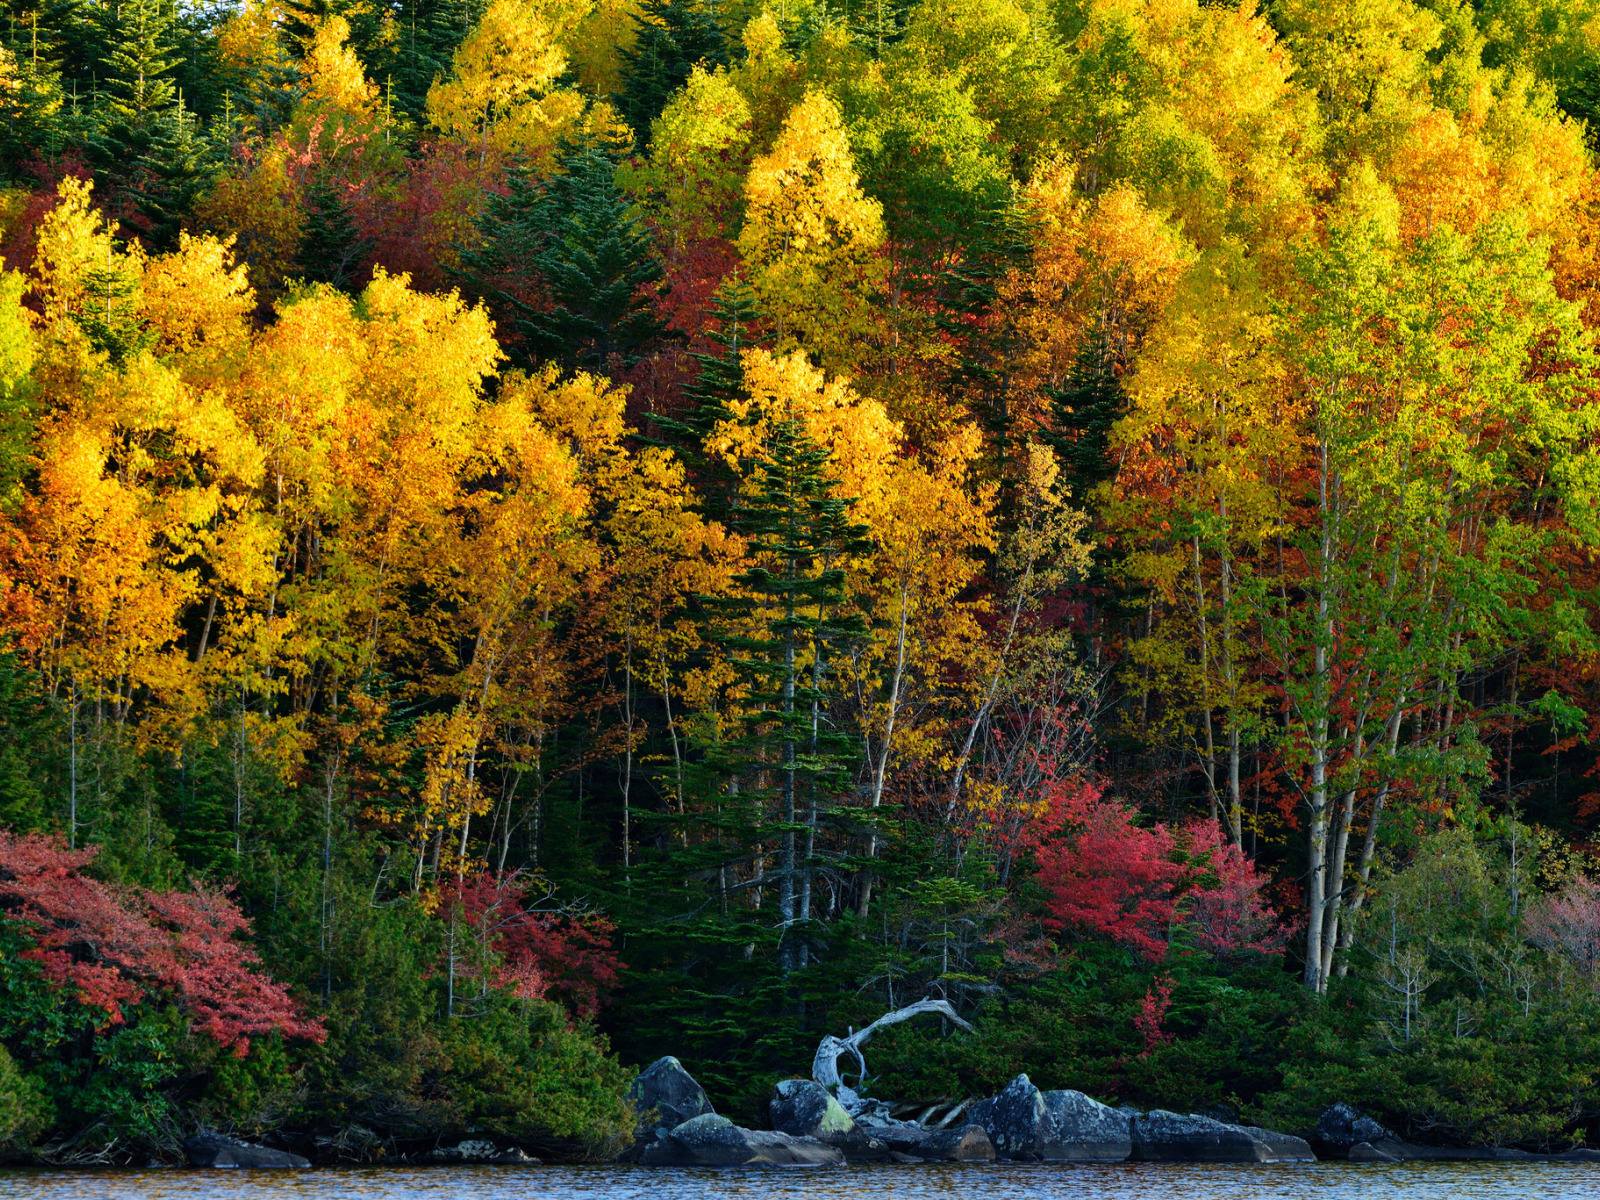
[4,1161,1600,1199]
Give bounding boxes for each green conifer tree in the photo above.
[131,97,215,252]
[296,174,374,290]
[652,274,763,516]
[615,0,729,147]
[386,0,482,119]
[1046,318,1123,492]
[88,0,178,172]
[461,140,667,370]
[707,415,871,970]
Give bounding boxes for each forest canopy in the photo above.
[3,0,1600,1162]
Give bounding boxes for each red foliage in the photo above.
[1033,782,1283,961]
[0,833,324,1055]
[1036,782,1183,959]
[436,871,621,1019]
[1526,873,1600,976]
[1134,974,1175,1055]
[367,141,493,296]
[1182,819,1286,958]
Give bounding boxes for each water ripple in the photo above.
[3,1161,1600,1199]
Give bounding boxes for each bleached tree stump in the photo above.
[811,998,975,1114]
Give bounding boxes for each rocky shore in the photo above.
[170,1057,1600,1169]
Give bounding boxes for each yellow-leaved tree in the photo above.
[425,0,588,166]
[737,91,887,372]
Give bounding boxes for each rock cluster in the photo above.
[182,1133,311,1169]
[422,1140,540,1165]
[624,1059,1595,1169]
[964,1074,1310,1164]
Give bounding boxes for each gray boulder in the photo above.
[624,1056,716,1160]
[1317,1103,1393,1156]
[769,1079,891,1161]
[1242,1125,1317,1162]
[183,1134,310,1169]
[871,1121,995,1162]
[971,1073,1052,1160]
[638,1114,843,1166]
[1132,1111,1313,1163]
[1040,1090,1133,1161]
[629,1056,714,1132]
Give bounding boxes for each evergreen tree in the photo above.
[454,155,545,291]
[460,139,668,370]
[705,415,871,970]
[0,30,67,173]
[1046,317,1124,493]
[296,174,374,290]
[653,274,763,516]
[74,258,156,365]
[131,97,215,252]
[2,0,104,112]
[279,0,386,81]
[615,0,729,148]
[279,0,337,51]
[385,0,482,120]
[88,0,178,172]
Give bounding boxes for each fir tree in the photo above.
[705,415,871,970]
[131,97,215,252]
[1046,317,1124,492]
[279,0,337,51]
[88,0,178,172]
[74,257,155,365]
[297,174,374,290]
[615,0,729,148]
[385,0,482,119]
[653,274,763,517]
[460,139,668,370]
[455,155,545,292]
[0,26,68,173]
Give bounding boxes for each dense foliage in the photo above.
[5,0,1600,1163]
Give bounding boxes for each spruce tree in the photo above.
[74,258,155,365]
[615,0,729,147]
[653,275,763,516]
[131,97,215,252]
[88,0,178,172]
[385,0,481,119]
[297,175,374,290]
[459,139,668,370]
[0,20,69,174]
[1045,318,1123,492]
[706,415,870,970]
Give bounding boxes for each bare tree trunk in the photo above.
[859,574,912,921]
[811,999,975,1112]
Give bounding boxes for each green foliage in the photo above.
[616,0,730,147]
[465,138,668,369]
[0,649,51,834]
[86,0,179,174]
[132,100,218,253]
[431,994,635,1157]
[0,1043,48,1151]
[297,174,373,290]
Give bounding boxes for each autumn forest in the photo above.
[1,0,1600,1164]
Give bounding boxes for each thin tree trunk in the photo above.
[859,572,912,921]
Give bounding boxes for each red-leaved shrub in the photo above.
[1034,781,1282,961]
[435,871,620,1019]
[0,833,323,1055]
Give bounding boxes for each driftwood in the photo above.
[811,998,975,1114]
